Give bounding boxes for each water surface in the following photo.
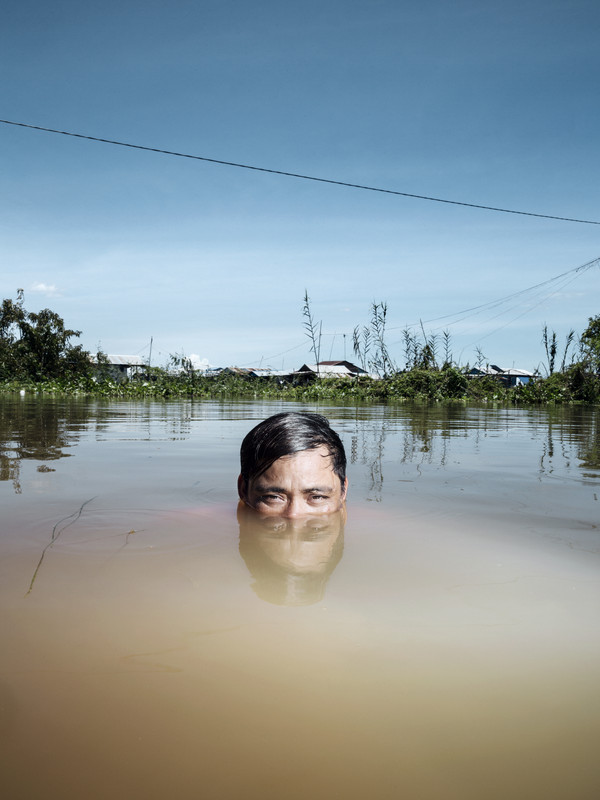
[1,397,599,799]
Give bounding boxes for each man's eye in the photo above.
[310,494,328,501]
[260,494,282,502]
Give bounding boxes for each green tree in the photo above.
[0,290,26,379]
[0,290,92,382]
[580,315,600,373]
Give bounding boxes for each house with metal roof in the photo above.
[467,364,534,386]
[295,360,371,379]
[497,368,534,386]
[92,354,147,382]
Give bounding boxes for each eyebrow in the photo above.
[253,484,334,495]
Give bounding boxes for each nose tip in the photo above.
[282,507,300,519]
[281,500,302,519]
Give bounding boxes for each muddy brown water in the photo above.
[1,397,599,799]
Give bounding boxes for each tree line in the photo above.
[1,289,599,402]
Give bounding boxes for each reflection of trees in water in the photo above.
[0,398,205,494]
[538,405,600,478]
[88,400,196,442]
[343,403,600,491]
[0,453,22,494]
[349,418,387,501]
[396,404,495,470]
[0,399,87,493]
[346,405,474,499]
[398,407,454,469]
[580,418,600,473]
[3,398,597,497]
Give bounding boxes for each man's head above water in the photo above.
[238,411,347,517]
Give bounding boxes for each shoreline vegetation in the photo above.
[1,363,599,404]
[1,290,599,404]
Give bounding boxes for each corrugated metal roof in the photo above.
[299,364,355,376]
[317,360,366,372]
[468,366,501,375]
[105,355,147,366]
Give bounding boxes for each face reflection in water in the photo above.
[237,502,346,606]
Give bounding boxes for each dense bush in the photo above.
[2,364,599,404]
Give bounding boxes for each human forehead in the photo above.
[253,446,339,485]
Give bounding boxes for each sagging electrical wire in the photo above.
[2,118,599,225]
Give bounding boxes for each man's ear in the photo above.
[237,474,247,500]
[341,476,348,499]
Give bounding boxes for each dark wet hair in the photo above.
[239,411,346,486]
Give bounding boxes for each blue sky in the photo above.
[2,0,599,372]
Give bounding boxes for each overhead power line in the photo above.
[2,118,599,225]
[389,256,599,351]
[391,256,600,332]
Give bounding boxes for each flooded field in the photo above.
[1,397,599,799]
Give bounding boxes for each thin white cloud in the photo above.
[30,282,60,297]
[189,354,212,371]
